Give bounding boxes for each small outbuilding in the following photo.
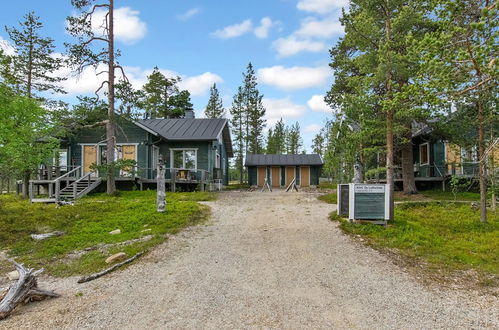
[245,154,323,188]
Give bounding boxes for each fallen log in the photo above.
[77,252,144,284]
[0,260,59,320]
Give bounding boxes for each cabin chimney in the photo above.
[184,109,195,119]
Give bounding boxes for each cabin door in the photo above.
[300,166,310,187]
[285,166,295,187]
[257,167,266,186]
[271,167,281,187]
[83,146,97,175]
[121,145,136,176]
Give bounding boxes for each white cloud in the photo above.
[258,65,330,91]
[178,72,223,96]
[307,94,335,113]
[0,36,15,55]
[177,7,201,21]
[92,7,147,45]
[254,17,274,39]
[304,124,322,133]
[295,16,343,39]
[212,19,253,39]
[58,64,222,97]
[262,98,307,125]
[297,0,349,14]
[272,36,325,57]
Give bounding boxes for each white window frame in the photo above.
[170,148,198,170]
[53,149,68,170]
[215,150,221,169]
[152,145,160,167]
[420,143,430,165]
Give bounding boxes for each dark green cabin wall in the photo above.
[157,141,209,171]
[412,138,446,177]
[65,120,232,184]
[248,166,257,186]
[310,166,321,185]
[69,121,149,169]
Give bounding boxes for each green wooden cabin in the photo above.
[45,117,233,190]
[245,154,323,188]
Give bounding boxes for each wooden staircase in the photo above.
[29,167,102,203]
[56,173,102,202]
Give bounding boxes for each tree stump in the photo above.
[0,260,59,320]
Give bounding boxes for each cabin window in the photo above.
[461,147,478,162]
[170,149,197,170]
[54,150,68,170]
[420,143,429,165]
[216,151,221,169]
[152,146,160,167]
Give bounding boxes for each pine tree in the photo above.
[230,87,245,184]
[415,0,498,222]
[5,11,65,98]
[115,80,143,120]
[286,122,303,154]
[247,90,266,154]
[266,118,287,154]
[326,0,435,217]
[169,90,193,118]
[241,63,266,154]
[204,83,225,118]
[66,0,125,195]
[141,67,180,119]
[266,128,276,154]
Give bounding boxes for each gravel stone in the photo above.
[0,191,497,329]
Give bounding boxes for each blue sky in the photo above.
[0,0,347,151]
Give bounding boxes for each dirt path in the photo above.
[1,191,497,329]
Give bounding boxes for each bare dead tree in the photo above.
[0,260,59,320]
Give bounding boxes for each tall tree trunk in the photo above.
[384,0,394,220]
[238,156,243,185]
[386,110,395,220]
[401,138,417,194]
[106,0,116,195]
[27,25,33,98]
[478,100,487,222]
[22,170,30,198]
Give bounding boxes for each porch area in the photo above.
[26,166,219,203]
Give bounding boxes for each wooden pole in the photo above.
[157,155,166,213]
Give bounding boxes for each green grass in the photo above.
[0,190,215,277]
[224,183,250,190]
[318,192,337,204]
[331,203,498,285]
[420,190,480,201]
[318,182,337,190]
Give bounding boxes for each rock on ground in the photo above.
[105,253,127,264]
[0,191,497,329]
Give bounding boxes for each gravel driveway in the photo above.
[1,191,498,329]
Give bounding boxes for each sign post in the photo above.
[156,155,166,213]
[347,183,391,225]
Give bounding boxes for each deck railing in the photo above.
[54,166,82,201]
[134,167,211,183]
[367,162,483,181]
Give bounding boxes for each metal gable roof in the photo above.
[244,154,324,166]
[136,118,226,140]
[135,118,233,157]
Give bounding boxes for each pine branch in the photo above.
[95,80,109,100]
